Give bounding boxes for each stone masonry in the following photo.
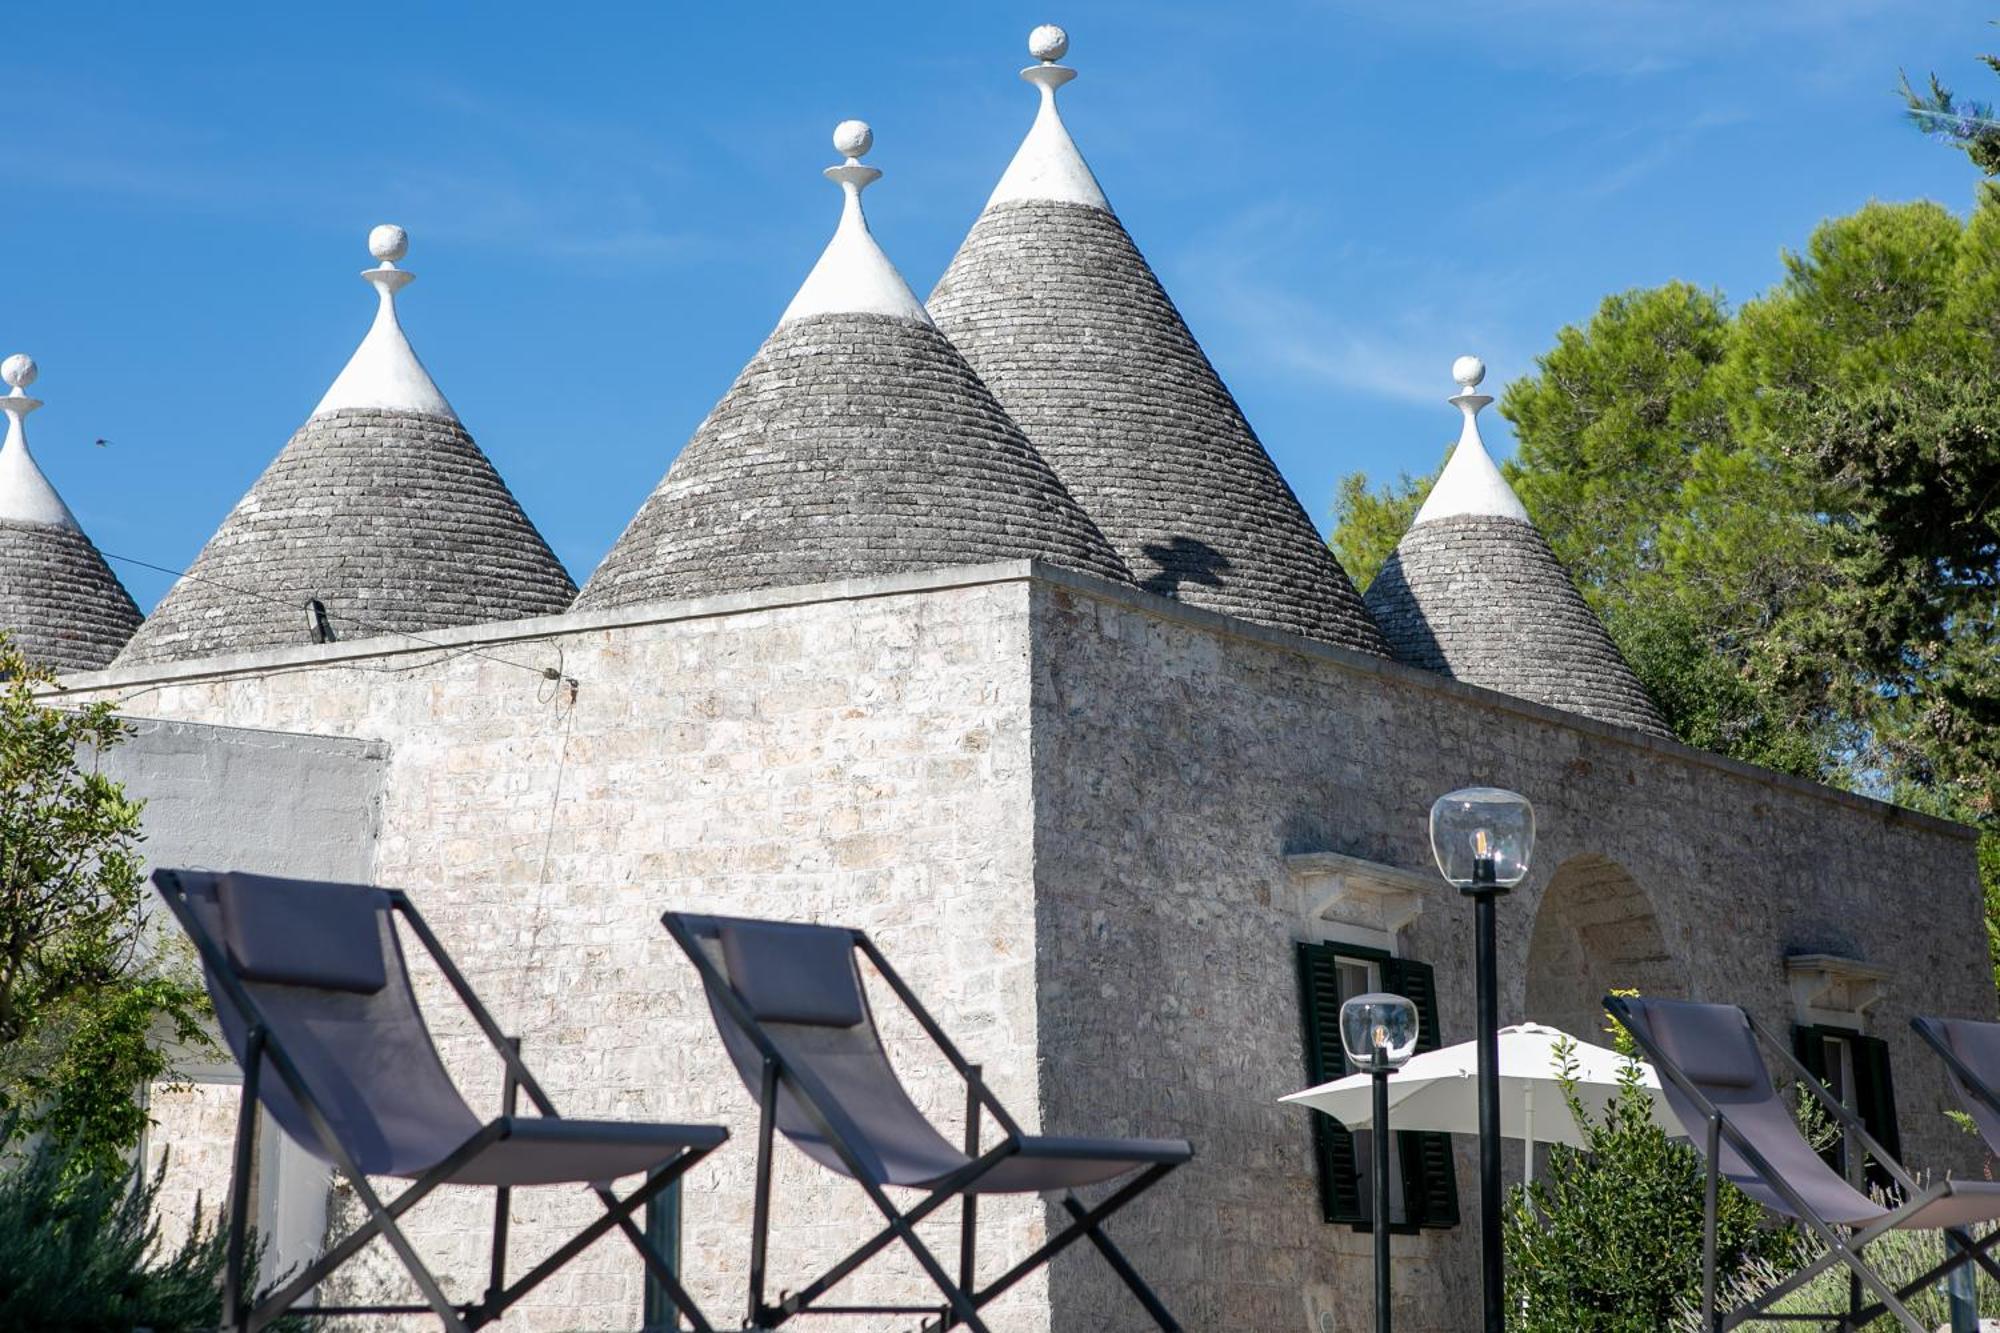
[58,560,1992,1332]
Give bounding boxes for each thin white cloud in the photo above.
[1166,199,1523,407]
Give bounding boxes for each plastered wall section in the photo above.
[59,573,1049,1333]
[1022,572,1993,1333]
[98,717,386,1270]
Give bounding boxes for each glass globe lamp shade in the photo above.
[1429,786,1535,889]
[1339,992,1421,1068]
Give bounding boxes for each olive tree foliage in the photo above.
[0,635,208,1180]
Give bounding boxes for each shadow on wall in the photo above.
[1525,853,1688,1042]
[1139,536,1231,600]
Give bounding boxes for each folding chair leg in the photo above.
[485,1036,520,1311]
[750,1057,778,1328]
[345,1173,472,1333]
[593,1149,721,1333]
[884,1209,990,1333]
[1062,1192,1180,1331]
[1842,1224,2000,1329]
[224,1027,265,1333]
[927,1163,1180,1333]
[1702,1117,1720,1333]
[960,1069,981,1295]
[476,1157,707,1329]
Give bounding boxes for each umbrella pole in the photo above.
[1523,1082,1534,1191]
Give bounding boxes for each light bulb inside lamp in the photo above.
[1429,787,1536,889]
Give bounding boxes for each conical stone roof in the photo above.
[927,28,1388,655]
[1364,359,1669,737]
[576,122,1129,611]
[116,227,575,666]
[0,356,142,671]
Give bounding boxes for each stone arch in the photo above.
[1525,853,1688,1042]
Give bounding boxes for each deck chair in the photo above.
[1607,994,2000,1332]
[663,912,1193,1332]
[1913,1015,2000,1156]
[153,869,728,1333]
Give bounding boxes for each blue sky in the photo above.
[11,2,1994,610]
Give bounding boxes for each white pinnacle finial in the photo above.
[368,223,410,265]
[0,352,78,531]
[1413,354,1530,526]
[311,224,456,420]
[985,23,1109,213]
[832,119,873,162]
[777,121,930,327]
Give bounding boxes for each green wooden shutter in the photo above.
[1793,1025,1843,1174]
[1384,957,1461,1229]
[1852,1033,1902,1195]
[1296,941,1364,1223]
[1793,1024,1902,1194]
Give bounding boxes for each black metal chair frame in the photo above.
[1605,994,2000,1332]
[154,870,724,1333]
[663,911,1186,1333]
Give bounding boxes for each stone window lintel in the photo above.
[1784,953,1892,1020]
[1286,851,1432,938]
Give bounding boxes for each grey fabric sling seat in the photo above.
[1609,994,2000,1332]
[664,912,1193,1333]
[1913,1016,2000,1155]
[154,869,728,1333]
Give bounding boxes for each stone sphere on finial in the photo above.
[1,354,38,391]
[368,224,410,264]
[1028,24,1069,62]
[832,120,873,160]
[1452,354,1486,389]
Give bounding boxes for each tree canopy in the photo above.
[1331,196,2000,978]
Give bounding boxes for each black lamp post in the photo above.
[1430,787,1535,1333]
[1340,991,1420,1333]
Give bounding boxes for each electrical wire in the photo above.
[97,548,569,685]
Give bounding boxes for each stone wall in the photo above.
[63,571,1053,1331]
[1023,569,1991,1332]
[59,561,1993,1332]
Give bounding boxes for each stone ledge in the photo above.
[1286,851,1433,936]
[1785,953,1893,1018]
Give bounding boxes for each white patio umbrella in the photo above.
[1281,1021,1681,1185]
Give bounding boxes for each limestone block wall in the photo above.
[62,572,1052,1332]
[1022,569,1992,1333]
[56,560,1992,1333]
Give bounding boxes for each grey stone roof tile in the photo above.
[116,408,575,665]
[0,519,142,671]
[575,312,1131,610]
[1364,514,1670,736]
[928,198,1389,655]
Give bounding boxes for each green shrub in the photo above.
[0,1128,295,1333]
[1504,1008,1793,1331]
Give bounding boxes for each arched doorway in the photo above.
[1525,854,1687,1042]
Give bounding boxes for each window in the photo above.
[1296,940,1459,1232]
[1794,1023,1901,1197]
